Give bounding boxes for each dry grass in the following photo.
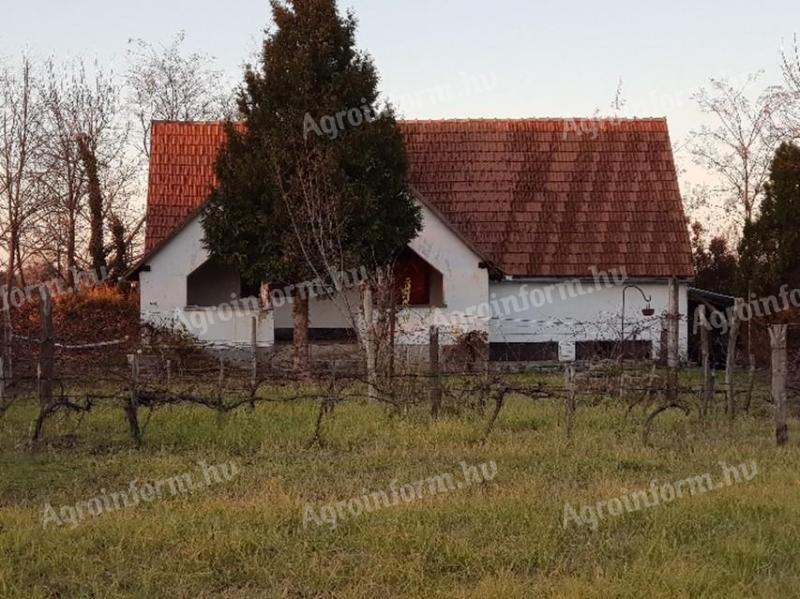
[0,374,798,598]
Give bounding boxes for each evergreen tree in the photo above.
[202,0,422,375]
[739,142,800,297]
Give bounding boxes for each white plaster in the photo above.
[138,216,274,347]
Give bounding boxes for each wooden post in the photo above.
[126,353,142,447]
[32,288,55,443]
[666,277,680,401]
[744,357,757,413]
[250,315,258,409]
[430,325,442,418]
[699,305,714,417]
[250,315,258,389]
[769,325,788,446]
[388,286,397,400]
[726,298,743,420]
[745,283,756,412]
[0,356,4,410]
[216,356,226,427]
[564,364,577,439]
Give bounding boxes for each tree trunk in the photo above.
[76,135,107,276]
[362,282,378,402]
[292,289,310,378]
[3,228,17,385]
[14,241,25,288]
[66,214,77,288]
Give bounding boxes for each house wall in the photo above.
[487,279,689,361]
[272,202,491,345]
[138,216,274,347]
[138,208,688,361]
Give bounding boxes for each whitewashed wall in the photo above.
[272,202,491,345]
[488,280,689,361]
[138,208,688,360]
[138,215,274,347]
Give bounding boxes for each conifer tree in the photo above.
[202,0,421,376]
[739,142,800,297]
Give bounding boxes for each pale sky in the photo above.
[2,0,798,191]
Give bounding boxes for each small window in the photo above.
[240,278,261,300]
[490,342,559,362]
[575,340,652,361]
[187,259,243,307]
[394,248,444,307]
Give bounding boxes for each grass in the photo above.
[0,374,798,598]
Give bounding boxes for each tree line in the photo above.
[687,36,800,300]
[0,32,233,292]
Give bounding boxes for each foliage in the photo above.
[75,134,108,275]
[201,0,422,288]
[690,222,739,294]
[13,286,139,345]
[739,142,800,297]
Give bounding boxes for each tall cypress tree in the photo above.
[202,0,421,375]
[739,142,800,298]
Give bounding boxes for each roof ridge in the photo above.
[150,117,669,127]
[151,120,228,126]
[399,116,667,123]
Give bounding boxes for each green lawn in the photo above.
[0,380,798,598]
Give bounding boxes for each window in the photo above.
[575,340,652,361]
[489,342,559,362]
[187,259,246,307]
[394,248,444,307]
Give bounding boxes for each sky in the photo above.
[2,0,799,186]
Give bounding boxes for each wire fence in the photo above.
[0,295,794,450]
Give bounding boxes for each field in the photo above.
[1,376,798,598]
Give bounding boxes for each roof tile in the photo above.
[145,118,694,278]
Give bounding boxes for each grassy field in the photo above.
[0,377,798,598]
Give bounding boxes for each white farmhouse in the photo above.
[129,118,693,361]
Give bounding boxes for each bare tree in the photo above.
[126,31,233,158]
[37,59,133,283]
[0,57,47,374]
[1,58,46,283]
[689,74,778,229]
[769,34,800,140]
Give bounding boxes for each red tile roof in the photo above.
[146,118,693,278]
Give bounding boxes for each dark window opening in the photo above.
[240,278,261,301]
[394,248,444,307]
[275,328,357,343]
[187,259,250,307]
[575,340,652,361]
[490,342,559,362]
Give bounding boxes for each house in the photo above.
[129,118,694,362]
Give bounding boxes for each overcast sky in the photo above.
[3,0,798,184]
